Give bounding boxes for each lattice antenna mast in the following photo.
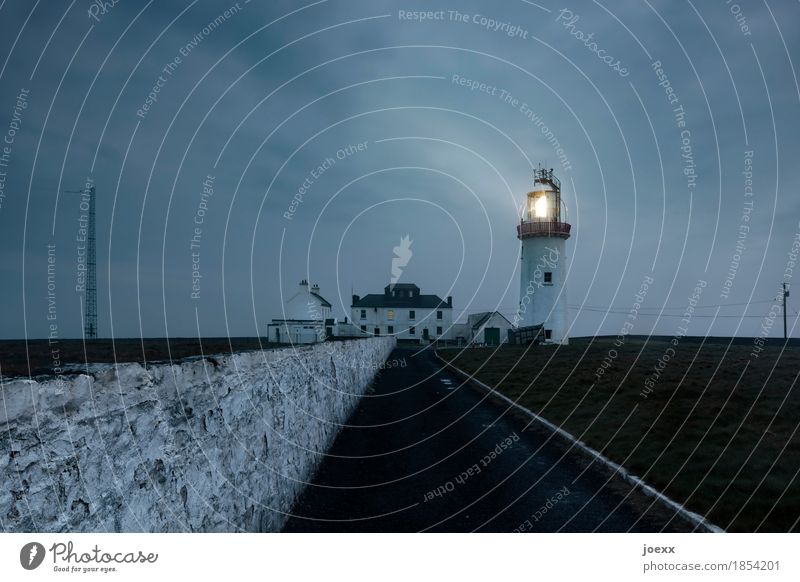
[64,186,97,338]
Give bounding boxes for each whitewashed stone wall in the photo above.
[0,337,395,532]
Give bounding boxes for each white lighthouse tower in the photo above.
[517,168,571,344]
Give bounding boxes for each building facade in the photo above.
[268,280,332,344]
[351,283,453,342]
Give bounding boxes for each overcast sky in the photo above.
[0,0,798,340]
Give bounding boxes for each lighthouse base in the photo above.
[518,235,569,344]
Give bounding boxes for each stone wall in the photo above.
[0,337,395,532]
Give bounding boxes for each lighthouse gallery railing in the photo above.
[517,221,572,238]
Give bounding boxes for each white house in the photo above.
[464,312,514,345]
[351,283,453,342]
[268,280,333,344]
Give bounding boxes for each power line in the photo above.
[456,295,790,321]
[569,306,795,319]
[458,299,778,315]
[568,299,775,312]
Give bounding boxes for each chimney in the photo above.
[299,279,309,291]
[447,296,453,307]
[311,283,320,294]
[352,294,360,305]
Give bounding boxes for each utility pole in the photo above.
[65,186,97,339]
[783,282,790,341]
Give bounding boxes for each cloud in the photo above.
[0,0,798,339]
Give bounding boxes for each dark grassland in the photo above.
[439,338,800,532]
[0,337,280,378]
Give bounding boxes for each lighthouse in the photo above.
[517,168,571,344]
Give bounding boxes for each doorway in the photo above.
[484,327,500,345]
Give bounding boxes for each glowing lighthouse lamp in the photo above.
[517,168,571,344]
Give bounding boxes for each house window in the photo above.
[387,309,394,321]
[437,310,443,320]
[360,325,367,332]
[545,329,552,340]
[409,326,415,335]
[374,327,380,336]
[436,326,442,335]
[387,325,394,334]
[544,272,552,284]
[360,309,366,319]
[409,310,415,320]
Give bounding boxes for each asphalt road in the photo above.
[283,347,696,532]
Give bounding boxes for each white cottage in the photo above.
[464,312,514,345]
[268,280,332,344]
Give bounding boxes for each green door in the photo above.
[484,327,500,345]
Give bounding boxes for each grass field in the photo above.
[438,337,800,532]
[0,337,280,378]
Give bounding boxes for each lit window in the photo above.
[387,309,394,321]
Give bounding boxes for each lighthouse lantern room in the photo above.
[517,168,571,344]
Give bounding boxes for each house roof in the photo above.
[352,293,450,309]
[468,311,513,329]
[352,282,450,309]
[309,292,331,308]
[385,283,419,291]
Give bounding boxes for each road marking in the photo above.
[440,378,457,389]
